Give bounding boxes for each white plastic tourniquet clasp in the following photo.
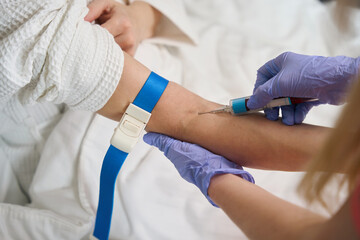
[110,103,151,153]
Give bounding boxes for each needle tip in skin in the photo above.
[198,107,228,115]
[198,111,211,115]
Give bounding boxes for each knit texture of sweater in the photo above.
[0,0,124,111]
[0,0,124,202]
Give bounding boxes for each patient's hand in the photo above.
[85,0,161,56]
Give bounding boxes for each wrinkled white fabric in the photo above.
[0,0,124,212]
[0,0,124,112]
[0,0,199,239]
[1,0,360,240]
[0,0,124,238]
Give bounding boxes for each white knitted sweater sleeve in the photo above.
[0,0,124,111]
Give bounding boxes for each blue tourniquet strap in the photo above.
[93,146,128,240]
[133,72,168,111]
[93,72,168,240]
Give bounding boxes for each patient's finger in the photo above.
[101,17,128,36]
[121,45,136,57]
[85,0,110,22]
[115,34,135,50]
[114,34,137,56]
[96,12,112,25]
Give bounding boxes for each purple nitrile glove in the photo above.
[143,132,254,207]
[247,52,360,125]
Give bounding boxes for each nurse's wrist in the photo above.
[207,174,233,206]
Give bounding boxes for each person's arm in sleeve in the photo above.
[0,0,124,112]
[0,0,326,171]
[208,174,358,240]
[100,52,329,171]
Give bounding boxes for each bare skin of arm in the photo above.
[98,53,329,171]
[207,174,358,240]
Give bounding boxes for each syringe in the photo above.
[198,96,318,115]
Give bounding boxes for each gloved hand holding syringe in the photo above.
[198,96,318,115]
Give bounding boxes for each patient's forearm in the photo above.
[181,112,328,170]
[150,84,328,170]
[98,53,329,171]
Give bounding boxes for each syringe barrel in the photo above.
[229,96,250,115]
[230,96,317,115]
[264,97,317,109]
[264,97,291,109]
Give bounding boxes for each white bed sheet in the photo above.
[111,0,360,239]
[2,0,359,239]
[79,0,360,239]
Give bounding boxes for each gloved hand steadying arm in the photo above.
[143,132,254,207]
[247,52,360,125]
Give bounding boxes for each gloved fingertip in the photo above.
[143,132,157,145]
[264,108,279,121]
[143,132,174,154]
[294,112,307,124]
[281,117,294,126]
[246,96,262,110]
[247,90,273,110]
[281,106,295,126]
